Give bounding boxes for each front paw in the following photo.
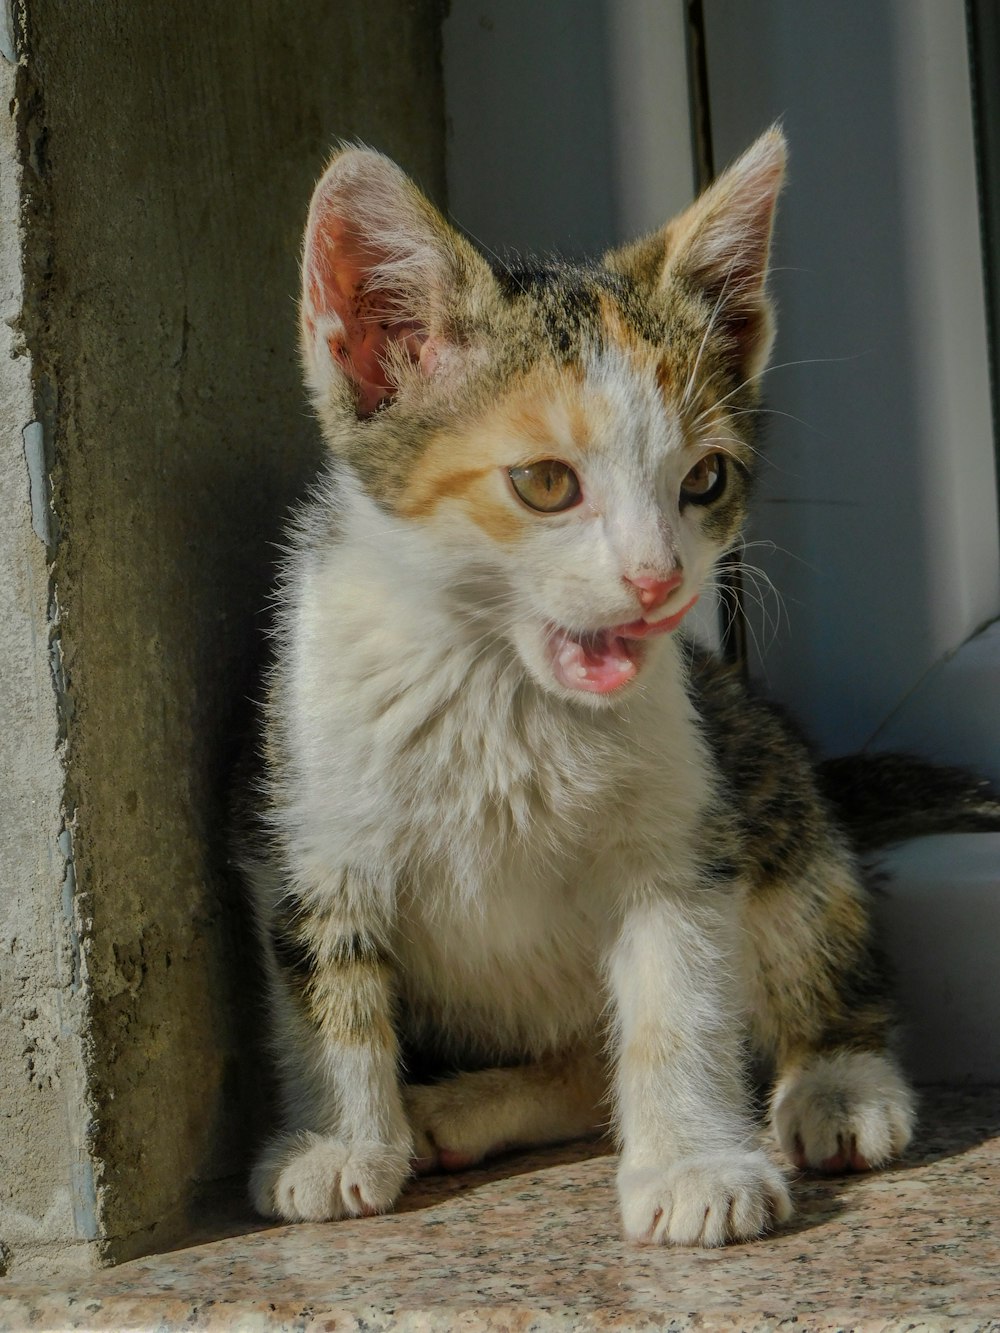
[250,1131,410,1222]
[772,1050,916,1172]
[618,1150,792,1246]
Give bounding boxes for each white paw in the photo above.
[772,1050,916,1172]
[618,1150,792,1247]
[403,1081,504,1173]
[250,1132,410,1222]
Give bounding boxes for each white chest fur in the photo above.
[278,510,716,1055]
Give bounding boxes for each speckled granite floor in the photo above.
[1,1086,998,1332]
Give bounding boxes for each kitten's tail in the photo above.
[819,752,1000,852]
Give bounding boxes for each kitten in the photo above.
[238,129,1000,1246]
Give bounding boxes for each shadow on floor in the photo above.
[153,1083,999,1259]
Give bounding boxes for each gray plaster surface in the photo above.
[0,51,97,1273]
[4,0,446,1272]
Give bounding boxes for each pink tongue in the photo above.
[550,628,639,694]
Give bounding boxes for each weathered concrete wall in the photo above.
[3,0,445,1271]
[0,45,99,1277]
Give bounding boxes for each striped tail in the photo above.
[818,752,1000,852]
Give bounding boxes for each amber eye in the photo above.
[508,460,582,513]
[680,451,727,507]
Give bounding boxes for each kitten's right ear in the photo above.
[301,149,488,417]
[607,128,787,385]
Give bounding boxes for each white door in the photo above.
[443,0,1000,1080]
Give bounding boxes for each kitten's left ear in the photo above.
[607,127,787,384]
[301,147,492,417]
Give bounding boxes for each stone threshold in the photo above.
[1,1086,997,1332]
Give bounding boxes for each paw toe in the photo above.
[773,1051,915,1173]
[619,1151,792,1248]
[251,1132,408,1223]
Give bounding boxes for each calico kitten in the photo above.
[238,129,996,1246]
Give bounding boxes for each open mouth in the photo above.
[545,596,699,694]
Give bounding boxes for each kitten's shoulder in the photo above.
[684,643,838,884]
[683,643,808,761]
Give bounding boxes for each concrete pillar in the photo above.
[1,0,446,1273]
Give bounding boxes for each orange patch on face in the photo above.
[466,490,528,544]
[656,356,676,399]
[398,364,593,540]
[396,419,530,541]
[507,402,556,450]
[565,394,592,456]
[498,362,593,452]
[399,461,499,519]
[596,291,639,352]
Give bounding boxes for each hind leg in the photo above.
[744,845,915,1173]
[403,1045,608,1173]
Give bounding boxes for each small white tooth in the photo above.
[576,665,589,680]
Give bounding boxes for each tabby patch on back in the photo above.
[238,129,938,1247]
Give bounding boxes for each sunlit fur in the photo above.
[239,130,928,1246]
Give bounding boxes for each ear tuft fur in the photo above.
[301,149,474,417]
[607,127,787,384]
[667,127,786,382]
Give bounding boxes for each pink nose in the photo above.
[626,571,683,612]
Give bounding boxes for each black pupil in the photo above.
[683,453,725,505]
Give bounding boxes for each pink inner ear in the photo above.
[305,208,426,416]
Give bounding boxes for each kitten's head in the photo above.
[300,130,785,702]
